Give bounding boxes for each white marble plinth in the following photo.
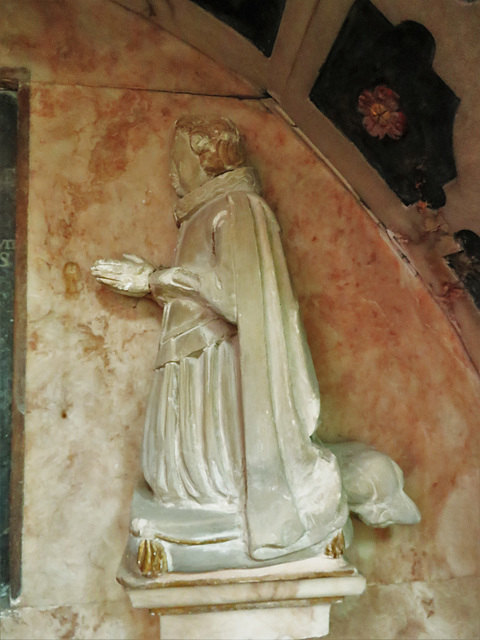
[160,604,332,640]
[123,556,366,640]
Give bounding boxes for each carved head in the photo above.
[170,116,246,196]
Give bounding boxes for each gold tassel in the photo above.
[325,532,345,559]
[137,539,168,576]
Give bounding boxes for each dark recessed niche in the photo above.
[309,0,460,209]
[446,230,480,309]
[189,0,286,58]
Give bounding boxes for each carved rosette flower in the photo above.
[358,86,407,140]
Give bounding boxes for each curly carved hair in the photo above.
[175,116,246,176]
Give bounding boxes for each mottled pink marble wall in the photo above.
[0,0,255,95]
[2,82,477,638]
[237,108,480,589]
[0,2,478,639]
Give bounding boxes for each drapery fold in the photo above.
[230,192,347,559]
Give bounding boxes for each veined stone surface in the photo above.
[125,557,365,640]
[0,1,477,636]
[0,0,255,95]
[19,84,479,610]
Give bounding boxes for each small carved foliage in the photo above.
[137,539,168,576]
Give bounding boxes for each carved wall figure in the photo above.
[92,116,419,579]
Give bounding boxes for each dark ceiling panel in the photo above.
[189,0,286,58]
[309,0,460,209]
[446,230,480,309]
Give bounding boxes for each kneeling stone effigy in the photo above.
[92,116,420,640]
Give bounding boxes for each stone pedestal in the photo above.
[120,556,366,640]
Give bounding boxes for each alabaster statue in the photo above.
[92,116,419,580]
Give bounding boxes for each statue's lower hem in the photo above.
[119,480,349,584]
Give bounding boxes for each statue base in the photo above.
[121,481,350,574]
[118,555,366,640]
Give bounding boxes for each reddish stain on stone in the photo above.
[34,86,58,118]
[374,527,392,542]
[275,130,286,147]
[28,330,39,351]
[88,121,130,184]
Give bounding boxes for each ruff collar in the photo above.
[174,167,261,225]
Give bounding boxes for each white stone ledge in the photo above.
[124,556,365,639]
